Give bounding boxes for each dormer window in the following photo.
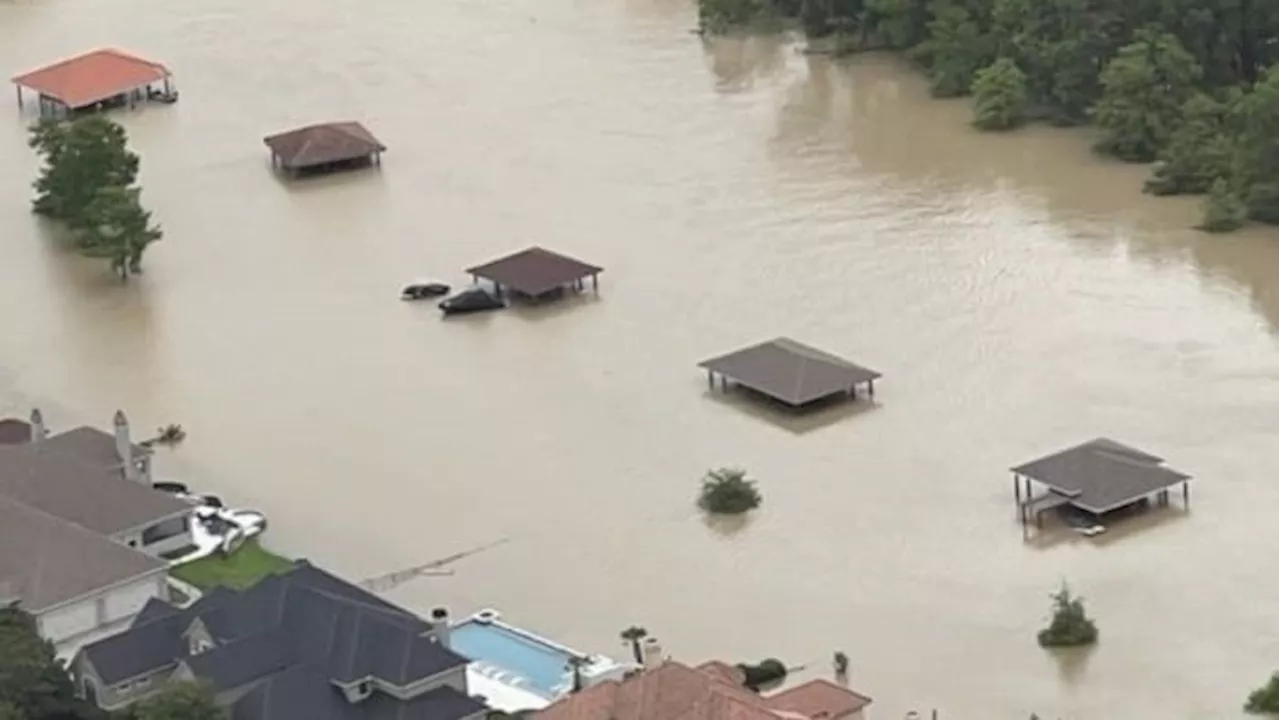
[182,618,215,656]
[344,680,373,703]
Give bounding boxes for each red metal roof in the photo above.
[11,48,169,109]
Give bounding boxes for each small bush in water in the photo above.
[697,467,762,515]
[1037,583,1098,648]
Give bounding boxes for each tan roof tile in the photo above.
[535,661,777,720]
[764,679,873,719]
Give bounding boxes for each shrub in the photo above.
[1245,672,1279,714]
[971,58,1029,130]
[737,658,787,691]
[1199,177,1248,232]
[1037,583,1098,648]
[697,468,762,515]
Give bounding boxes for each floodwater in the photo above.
[0,0,1276,716]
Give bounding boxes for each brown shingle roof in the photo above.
[763,679,873,719]
[699,338,881,406]
[263,122,386,169]
[0,496,164,612]
[466,246,603,297]
[1011,438,1191,513]
[696,660,745,686]
[535,661,778,720]
[0,443,189,535]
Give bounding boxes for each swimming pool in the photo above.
[449,619,574,696]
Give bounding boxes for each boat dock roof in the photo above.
[698,337,881,407]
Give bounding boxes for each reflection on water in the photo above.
[0,2,1274,718]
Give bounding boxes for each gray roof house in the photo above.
[0,496,167,616]
[72,562,487,720]
[0,409,194,655]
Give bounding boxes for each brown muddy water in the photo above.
[0,0,1276,716]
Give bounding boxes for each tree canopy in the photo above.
[114,682,226,720]
[695,0,1278,231]
[0,607,100,720]
[28,116,163,280]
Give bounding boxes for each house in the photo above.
[0,409,191,557]
[532,659,873,720]
[0,496,169,652]
[72,562,489,720]
[0,409,195,654]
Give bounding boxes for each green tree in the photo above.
[619,626,648,665]
[0,607,99,720]
[28,116,138,221]
[1245,672,1279,714]
[1199,177,1247,232]
[1036,583,1098,648]
[1144,92,1233,195]
[698,0,773,33]
[915,0,994,97]
[991,0,1106,123]
[1093,28,1202,161]
[118,682,226,720]
[971,57,1029,129]
[865,0,930,49]
[72,185,163,281]
[697,467,763,514]
[1224,63,1278,223]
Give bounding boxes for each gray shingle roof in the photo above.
[0,442,188,535]
[232,663,487,720]
[263,122,386,170]
[466,246,603,297]
[1012,438,1191,513]
[0,419,31,445]
[698,337,882,406]
[41,425,153,467]
[0,496,165,612]
[79,563,471,716]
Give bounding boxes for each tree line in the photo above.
[697,0,1278,232]
[28,116,163,280]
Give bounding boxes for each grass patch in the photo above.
[170,538,295,591]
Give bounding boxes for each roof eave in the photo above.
[27,562,167,616]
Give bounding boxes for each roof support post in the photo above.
[1182,481,1189,507]
[15,85,22,110]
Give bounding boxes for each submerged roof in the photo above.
[12,48,169,109]
[1012,438,1190,513]
[698,337,881,406]
[466,246,603,297]
[0,496,164,612]
[263,122,386,169]
[79,562,475,719]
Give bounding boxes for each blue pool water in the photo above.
[449,621,572,695]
